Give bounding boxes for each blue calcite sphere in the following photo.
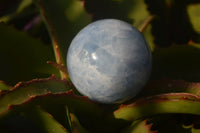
[67,19,152,104]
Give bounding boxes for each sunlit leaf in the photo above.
[187,3,200,42]
[115,93,200,121]
[0,90,129,133]
[0,76,71,115]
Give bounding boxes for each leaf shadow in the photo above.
[83,0,145,24]
[145,0,200,46]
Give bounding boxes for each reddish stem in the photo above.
[36,0,66,79]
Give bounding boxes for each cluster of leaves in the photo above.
[1,0,200,132]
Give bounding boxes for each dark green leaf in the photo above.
[0,23,59,85]
[136,78,200,99]
[0,91,129,133]
[152,43,200,81]
[147,114,191,133]
[182,114,200,133]
[143,24,155,51]
[40,104,73,132]
[65,107,73,132]
[70,113,88,133]
[23,106,68,133]
[122,119,155,133]
[145,0,195,46]
[33,0,91,63]
[83,0,150,24]
[0,0,21,17]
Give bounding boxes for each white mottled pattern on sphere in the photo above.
[67,19,152,104]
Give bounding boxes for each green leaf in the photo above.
[187,4,200,35]
[40,104,74,132]
[0,76,71,116]
[152,43,200,81]
[0,23,59,85]
[114,93,200,121]
[65,107,73,132]
[33,0,91,64]
[70,113,89,133]
[34,92,128,133]
[0,0,36,26]
[23,106,68,133]
[137,78,200,99]
[83,0,155,50]
[192,128,200,133]
[128,0,151,27]
[122,119,155,133]
[0,91,129,133]
[83,0,150,25]
[83,0,132,22]
[0,81,12,90]
[145,1,200,46]
[16,0,32,14]
[187,3,200,43]
[143,24,155,51]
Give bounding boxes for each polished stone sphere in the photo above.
[67,19,152,104]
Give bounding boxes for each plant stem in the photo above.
[35,0,66,79]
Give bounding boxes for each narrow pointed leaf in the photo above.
[0,76,71,115]
[0,23,58,85]
[70,113,88,133]
[0,91,129,133]
[115,93,200,121]
[65,107,73,132]
[122,120,156,133]
[16,0,32,14]
[23,106,68,133]
[33,0,91,63]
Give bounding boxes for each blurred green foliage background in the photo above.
[1,0,200,85]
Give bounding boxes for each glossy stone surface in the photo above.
[67,19,152,104]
